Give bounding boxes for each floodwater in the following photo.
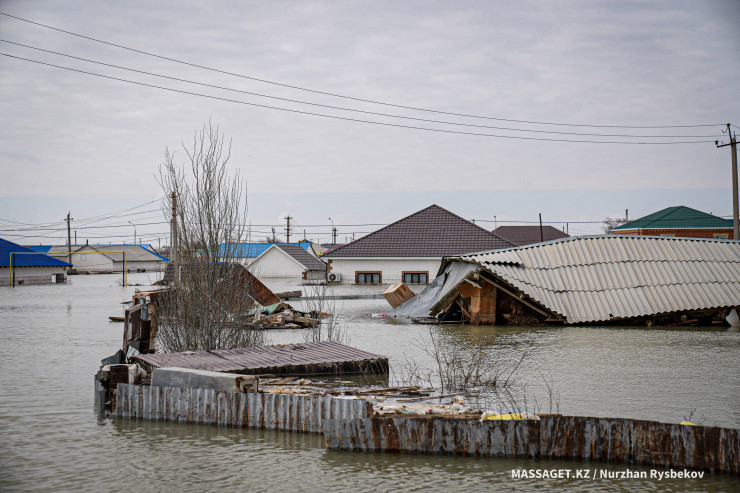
[0,273,738,492]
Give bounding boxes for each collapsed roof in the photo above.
[393,235,740,325]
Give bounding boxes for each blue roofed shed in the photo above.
[1,237,71,285]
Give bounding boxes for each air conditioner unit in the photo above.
[328,272,341,282]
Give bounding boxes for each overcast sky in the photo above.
[1,1,738,245]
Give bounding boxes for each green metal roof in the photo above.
[612,206,732,231]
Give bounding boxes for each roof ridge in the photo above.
[323,204,445,256]
[325,204,515,256]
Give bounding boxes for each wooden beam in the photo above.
[480,276,560,320]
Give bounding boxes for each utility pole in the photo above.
[539,213,544,242]
[716,124,739,240]
[285,215,292,244]
[74,230,77,244]
[171,191,179,284]
[66,212,72,266]
[328,217,337,246]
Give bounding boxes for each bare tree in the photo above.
[156,123,267,352]
[301,284,349,344]
[602,216,627,233]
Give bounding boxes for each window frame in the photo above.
[402,271,429,285]
[355,271,382,284]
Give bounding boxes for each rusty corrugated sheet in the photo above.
[134,341,388,375]
[323,416,740,474]
[114,383,371,433]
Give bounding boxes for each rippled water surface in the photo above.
[1,274,738,491]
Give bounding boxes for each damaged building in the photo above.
[392,235,740,326]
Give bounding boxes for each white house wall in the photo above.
[73,252,116,272]
[248,248,305,279]
[113,260,166,272]
[327,258,441,284]
[0,266,67,285]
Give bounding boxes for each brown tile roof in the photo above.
[492,225,570,246]
[323,204,516,258]
[276,244,327,271]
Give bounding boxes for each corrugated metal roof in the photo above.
[323,205,515,258]
[454,235,740,323]
[135,341,387,373]
[0,238,72,268]
[612,206,733,231]
[77,244,168,262]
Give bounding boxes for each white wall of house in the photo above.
[114,260,166,272]
[73,251,116,272]
[0,266,67,285]
[326,258,441,285]
[248,248,305,279]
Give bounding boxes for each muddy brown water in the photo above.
[1,274,738,491]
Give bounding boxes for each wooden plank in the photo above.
[456,283,480,298]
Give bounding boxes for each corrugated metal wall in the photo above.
[324,416,739,474]
[114,383,371,434]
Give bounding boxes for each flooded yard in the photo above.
[0,273,738,491]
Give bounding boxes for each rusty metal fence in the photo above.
[114,383,371,434]
[323,416,739,474]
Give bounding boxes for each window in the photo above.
[714,233,729,239]
[356,272,381,284]
[403,272,428,284]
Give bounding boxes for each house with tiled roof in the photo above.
[321,204,515,285]
[248,244,327,282]
[1,237,72,285]
[610,206,734,239]
[492,225,570,246]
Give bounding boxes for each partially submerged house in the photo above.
[1,237,72,285]
[322,205,515,285]
[248,244,327,282]
[393,235,740,326]
[492,225,569,246]
[219,242,316,265]
[611,206,734,239]
[72,244,168,273]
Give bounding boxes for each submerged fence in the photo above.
[323,415,739,474]
[114,383,371,434]
[112,384,739,473]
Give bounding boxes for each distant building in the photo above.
[492,225,570,246]
[322,204,515,285]
[1,237,71,285]
[219,242,314,265]
[610,206,734,239]
[71,244,168,273]
[248,244,327,282]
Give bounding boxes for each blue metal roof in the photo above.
[28,245,52,253]
[219,242,311,258]
[0,238,72,268]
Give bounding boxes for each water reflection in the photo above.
[1,274,738,491]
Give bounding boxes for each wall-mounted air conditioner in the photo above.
[328,272,341,282]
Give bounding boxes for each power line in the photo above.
[0,39,724,140]
[0,11,726,130]
[0,52,720,145]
